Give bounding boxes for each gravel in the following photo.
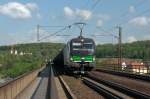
[62,75,104,99]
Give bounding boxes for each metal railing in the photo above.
[0,66,45,99]
[97,64,150,76]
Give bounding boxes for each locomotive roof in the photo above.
[70,36,94,42]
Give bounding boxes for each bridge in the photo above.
[0,61,150,99]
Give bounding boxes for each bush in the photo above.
[0,43,64,78]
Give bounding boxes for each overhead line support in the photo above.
[117,26,122,69]
[37,24,40,42]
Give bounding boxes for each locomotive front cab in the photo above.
[70,37,96,70]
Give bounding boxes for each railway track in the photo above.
[51,65,150,99]
[87,72,150,99]
[57,76,77,99]
[52,68,129,99]
[52,66,77,99]
[61,75,103,99]
[53,65,104,99]
[95,69,150,82]
[82,77,132,99]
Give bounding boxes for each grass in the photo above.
[0,55,42,78]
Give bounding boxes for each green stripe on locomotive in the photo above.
[70,55,95,62]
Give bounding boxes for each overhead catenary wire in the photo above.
[56,34,71,36]
[37,25,66,41]
[91,0,101,11]
[39,25,72,41]
[82,0,118,43]
[105,0,149,33]
[38,0,101,41]
[119,0,149,18]
[38,25,65,28]
[116,0,150,27]
[100,4,150,39]
[79,0,101,22]
[118,7,150,26]
[37,22,89,42]
[82,0,146,44]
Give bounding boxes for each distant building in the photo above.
[10,49,33,56]
[20,52,24,56]
[121,62,126,70]
[14,50,18,55]
[10,50,13,54]
[129,62,148,74]
[25,52,32,55]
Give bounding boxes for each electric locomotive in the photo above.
[63,36,96,73]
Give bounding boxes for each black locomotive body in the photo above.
[63,36,96,73]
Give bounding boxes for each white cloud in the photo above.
[26,3,38,11]
[76,9,92,20]
[96,20,103,27]
[127,36,137,43]
[129,5,135,13]
[0,2,38,19]
[64,6,75,17]
[63,6,92,20]
[129,16,150,27]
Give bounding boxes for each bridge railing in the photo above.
[96,64,150,75]
[0,66,45,99]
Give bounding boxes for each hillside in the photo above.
[96,40,150,60]
[0,43,64,78]
[0,40,149,78]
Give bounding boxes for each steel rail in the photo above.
[95,69,150,82]
[87,74,150,99]
[52,66,77,99]
[82,77,123,99]
[50,66,59,99]
[58,76,77,99]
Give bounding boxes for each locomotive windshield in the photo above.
[83,43,94,49]
[72,42,94,50]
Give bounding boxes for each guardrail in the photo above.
[96,64,150,75]
[95,69,150,82]
[0,66,45,99]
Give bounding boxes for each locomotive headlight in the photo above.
[81,57,85,60]
[81,39,84,42]
[93,57,95,61]
[70,57,73,61]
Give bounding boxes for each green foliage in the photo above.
[96,40,150,60]
[0,43,64,78]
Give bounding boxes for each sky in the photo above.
[0,0,150,45]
